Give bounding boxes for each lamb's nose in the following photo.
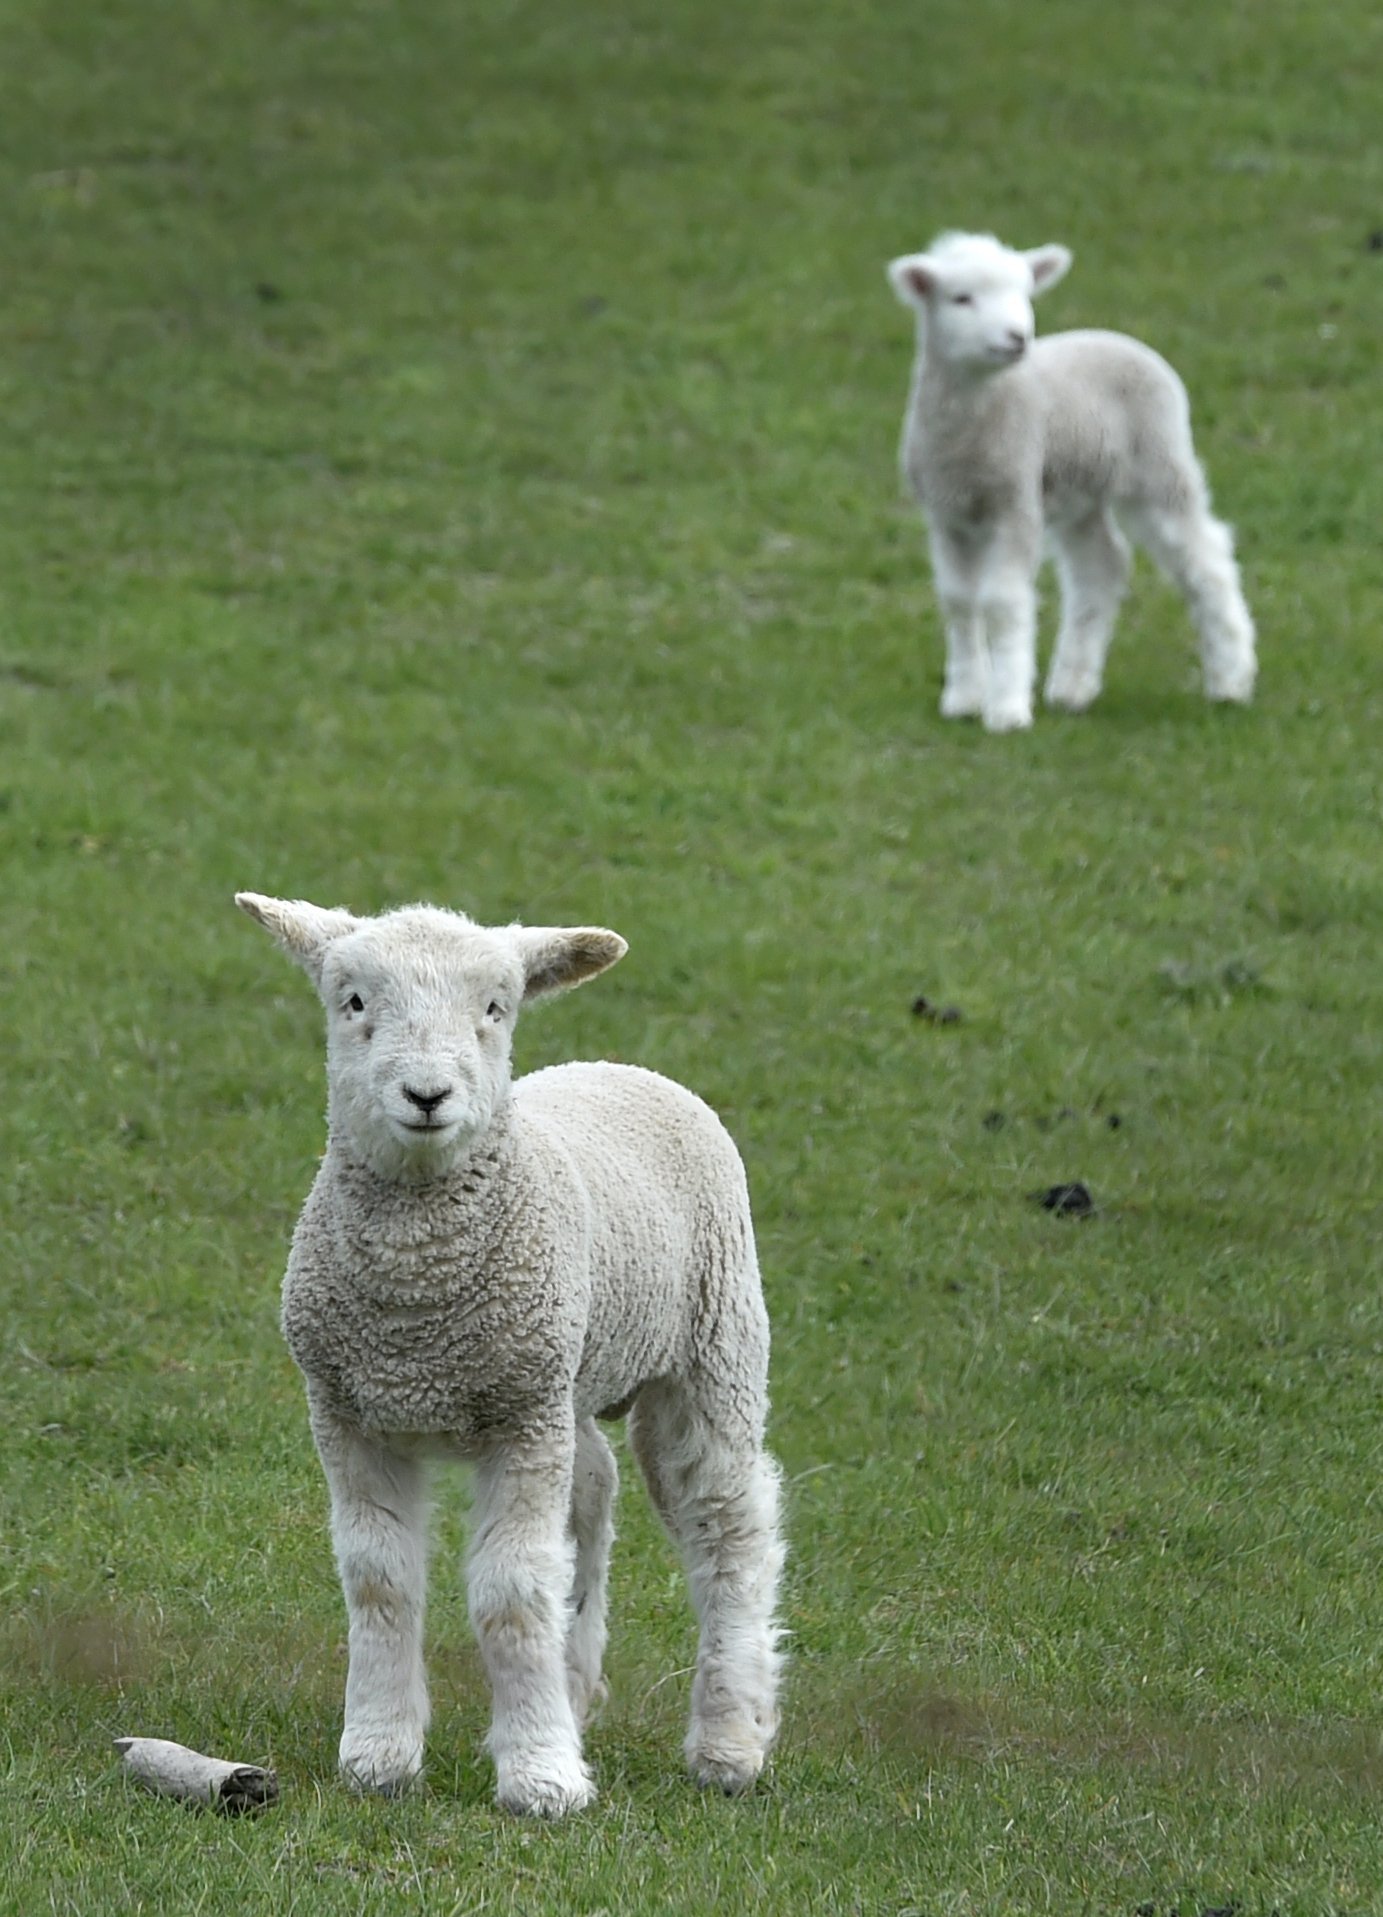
[1007,330,1028,354]
[403,1085,450,1115]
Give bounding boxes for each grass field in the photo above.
[3,0,1382,1910]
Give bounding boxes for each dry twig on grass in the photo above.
[114,1736,279,1814]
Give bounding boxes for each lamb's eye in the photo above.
[951,293,974,307]
[345,993,365,1015]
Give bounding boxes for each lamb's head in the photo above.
[887,231,1071,374]
[236,894,627,1182]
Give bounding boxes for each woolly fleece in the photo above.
[283,1060,770,1448]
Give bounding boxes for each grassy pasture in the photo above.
[2,0,1382,1910]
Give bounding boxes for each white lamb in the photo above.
[236,893,784,1818]
[887,230,1257,731]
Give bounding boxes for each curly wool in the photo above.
[284,1062,767,1446]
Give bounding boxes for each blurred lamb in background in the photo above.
[888,230,1257,731]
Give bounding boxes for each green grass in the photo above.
[3,0,1383,1909]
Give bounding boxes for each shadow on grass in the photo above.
[0,1597,344,1771]
[3,1600,159,1692]
[796,1665,1383,1804]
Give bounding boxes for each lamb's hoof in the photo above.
[687,1742,766,1797]
[495,1753,596,1819]
[1205,672,1256,705]
[982,702,1033,733]
[686,1720,771,1796]
[1045,676,1099,713]
[339,1731,424,1797]
[939,685,985,720]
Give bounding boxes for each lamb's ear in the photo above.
[887,253,938,308]
[1026,244,1072,295]
[512,927,628,1001]
[235,892,360,986]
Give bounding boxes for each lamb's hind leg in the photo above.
[1125,499,1257,703]
[1045,507,1132,712]
[629,1379,784,1794]
[565,1417,617,1728]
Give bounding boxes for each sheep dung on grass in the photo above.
[887,230,1258,731]
[236,894,784,1819]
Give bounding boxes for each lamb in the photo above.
[886,230,1257,731]
[235,892,783,1819]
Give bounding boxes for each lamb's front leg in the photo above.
[310,1396,431,1795]
[1045,507,1131,712]
[929,529,987,719]
[469,1422,594,1817]
[980,539,1041,733]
